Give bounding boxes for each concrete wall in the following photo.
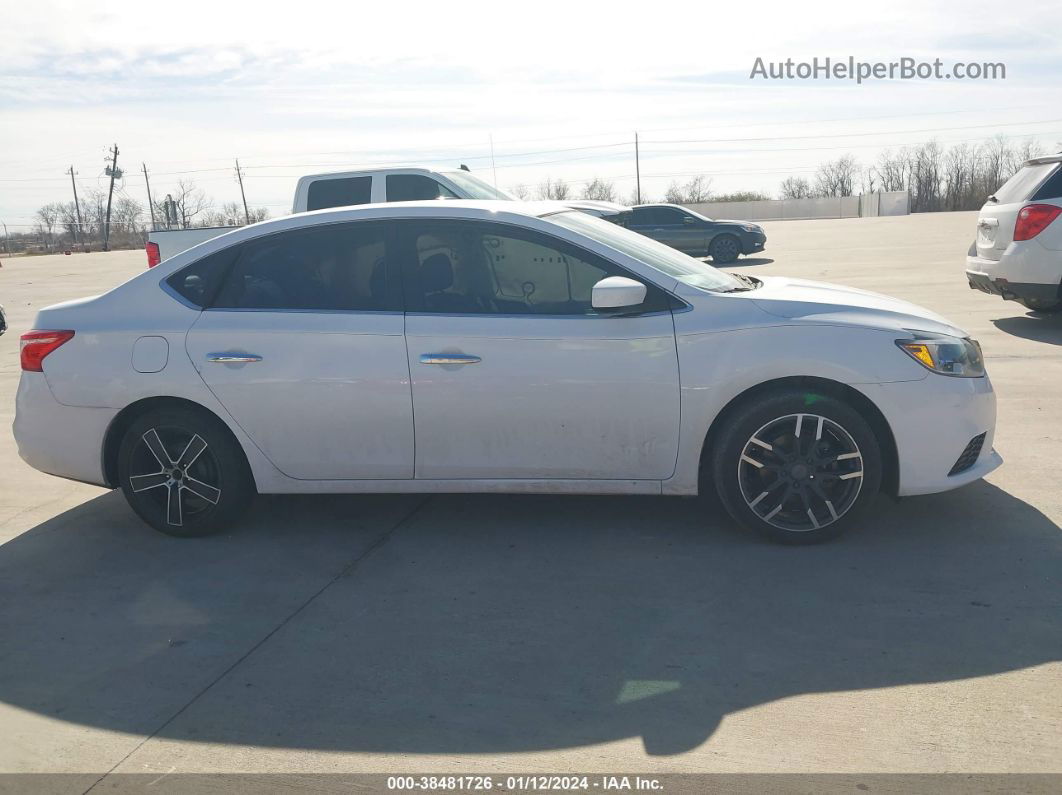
[686,191,910,222]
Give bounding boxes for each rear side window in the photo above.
[306,177,372,211]
[165,245,241,308]
[992,163,1059,205]
[1031,165,1062,201]
[212,222,398,312]
[386,174,459,202]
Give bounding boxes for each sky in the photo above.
[2,0,1061,231]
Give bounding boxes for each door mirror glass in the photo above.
[591,276,647,309]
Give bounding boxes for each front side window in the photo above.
[212,222,397,312]
[397,220,667,315]
[306,176,373,211]
[438,171,514,200]
[386,174,459,202]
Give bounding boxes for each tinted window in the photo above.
[386,174,459,202]
[306,177,372,211]
[212,222,397,311]
[992,163,1058,205]
[1031,164,1062,201]
[398,220,667,316]
[632,206,684,225]
[630,207,661,226]
[165,245,241,308]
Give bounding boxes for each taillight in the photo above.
[146,241,161,268]
[1014,204,1062,241]
[20,330,75,372]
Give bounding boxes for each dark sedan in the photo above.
[628,204,766,264]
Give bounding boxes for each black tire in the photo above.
[711,388,883,544]
[708,234,741,264]
[117,406,254,537]
[1020,298,1062,313]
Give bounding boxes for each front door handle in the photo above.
[420,353,481,365]
[207,353,263,363]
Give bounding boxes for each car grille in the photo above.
[948,432,987,476]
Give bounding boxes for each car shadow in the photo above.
[992,313,1062,345]
[698,257,774,268]
[0,482,1059,756]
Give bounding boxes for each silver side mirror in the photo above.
[591,276,647,310]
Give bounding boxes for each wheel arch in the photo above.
[101,396,255,490]
[698,375,899,496]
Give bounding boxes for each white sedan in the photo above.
[14,202,1000,543]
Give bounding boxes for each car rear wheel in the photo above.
[711,389,883,544]
[117,407,254,537]
[709,234,741,264]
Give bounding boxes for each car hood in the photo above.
[748,276,966,337]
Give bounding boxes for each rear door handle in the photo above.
[207,353,263,363]
[420,353,481,365]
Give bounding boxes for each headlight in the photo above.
[896,333,985,377]
[741,224,759,232]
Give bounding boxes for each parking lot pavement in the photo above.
[0,213,1059,782]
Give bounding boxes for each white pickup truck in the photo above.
[146,166,627,266]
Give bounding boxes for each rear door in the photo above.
[185,220,414,480]
[977,161,1062,261]
[396,218,681,481]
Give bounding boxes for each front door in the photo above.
[396,218,681,480]
[185,220,414,480]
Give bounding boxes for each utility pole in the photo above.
[634,132,642,205]
[103,144,120,251]
[235,159,250,225]
[1,220,8,254]
[67,167,84,247]
[142,163,157,231]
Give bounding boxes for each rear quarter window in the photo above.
[1031,165,1062,201]
[164,245,241,308]
[992,163,1059,205]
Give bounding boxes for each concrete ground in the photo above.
[0,212,1059,785]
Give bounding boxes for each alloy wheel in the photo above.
[128,426,222,527]
[736,413,863,533]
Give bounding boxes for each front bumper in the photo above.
[742,231,767,255]
[859,373,1000,497]
[13,373,115,487]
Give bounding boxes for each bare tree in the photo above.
[114,196,144,238]
[509,184,531,200]
[536,177,571,200]
[34,203,62,251]
[158,179,212,229]
[664,175,713,204]
[581,177,617,202]
[205,201,271,227]
[626,186,651,205]
[779,176,814,199]
[814,155,859,197]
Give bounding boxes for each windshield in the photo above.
[546,211,743,293]
[440,171,514,200]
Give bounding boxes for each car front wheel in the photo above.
[711,389,883,544]
[117,407,254,537]
[709,234,741,264]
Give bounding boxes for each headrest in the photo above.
[421,253,454,293]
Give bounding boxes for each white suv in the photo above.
[966,155,1062,312]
